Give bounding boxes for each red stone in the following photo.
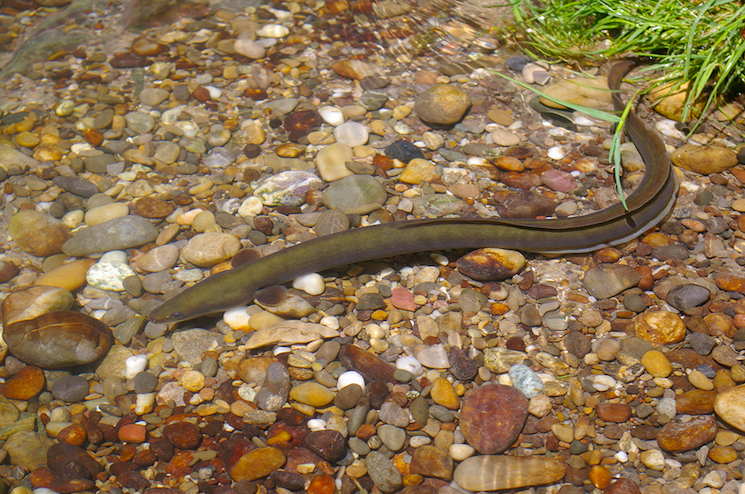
[391,287,416,311]
[118,424,147,443]
[657,415,717,453]
[338,344,397,383]
[163,421,202,450]
[595,403,632,423]
[135,196,175,218]
[605,478,641,494]
[0,365,45,400]
[459,384,528,454]
[676,389,717,415]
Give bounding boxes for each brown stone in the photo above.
[338,344,397,383]
[57,423,87,446]
[493,190,556,218]
[634,310,686,345]
[30,467,95,493]
[228,447,286,482]
[595,403,632,423]
[604,478,641,494]
[305,430,346,462]
[9,210,71,257]
[0,365,45,400]
[163,421,202,450]
[4,311,114,369]
[456,248,526,281]
[588,465,611,489]
[409,445,453,480]
[657,415,717,453]
[708,445,738,463]
[676,389,717,415]
[460,384,528,454]
[453,455,566,491]
[134,196,175,218]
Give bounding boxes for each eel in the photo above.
[150,60,675,323]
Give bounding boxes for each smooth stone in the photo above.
[246,321,338,349]
[491,128,521,146]
[0,395,20,426]
[670,144,739,175]
[634,310,686,345]
[666,283,711,311]
[50,375,89,402]
[3,431,54,471]
[334,383,363,410]
[334,121,368,147]
[366,451,403,494]
[379,401,410,427]
[0,366,44,400]
[171,329,220,366]
[180,232,240,267]
[409,445,454,480]
[415,344,450,369]
[539,76,612,110]
[4,311,114,369]
[139,88,170,106]
[322,175,387,214]
[2,285,74,326]
[430,377,459,409]
[456,248,526,281]
[415,84,472,125]
[385,140,425,162]
[62,216,158,256]
[289,382,334,407]
[135,244,180,272]
[641,350,673,378]
[254,170,322,206]
[657,415,718,452]
[9,210,71,257]
[234,38,266,59]
[378,424,406,451]
[304,429,346,461]
[508,364,543,398]
[399,158,437,184]
[256,361,290,412]
[483,347,528,374]
[583,265,641,299]
[460,384,528,454]
[86,260,137,291]
[153,141,181,164]
[316,142,354,182]
[714,384,745,431]
[454,455,566,491]
[228,447,286,482]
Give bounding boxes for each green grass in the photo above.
[507,0,745,124]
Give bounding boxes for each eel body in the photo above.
[150,60,675,323]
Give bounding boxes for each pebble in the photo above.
[365,451,402,493]
[180,232,240,267]
[454,455,566,491]
[460,384,528,454]
[9,210,71,257]
[62,216,158,256]
[414,84,472,125]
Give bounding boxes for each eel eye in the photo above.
[171,312,183,320]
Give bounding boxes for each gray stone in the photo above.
[322,175,387,215]
[366,451,403,494]
[377,424,406,451]
[583,265,641,299]
[62,216,159,256]
[171,329,220,366]
[256,361,290,412]
[50,375,89,402]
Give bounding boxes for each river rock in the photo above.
[2,286,74,326]
[3,431,54,471]
[246,321,339,350]
[460,384,528,454]
[415,84,471,125]
[657,415,718,452]
[9,210,71,257]
[62,216,158,256]
[409,445,453,480]
[714,384,745,431]
[322,175,388,214]
[634,310,686,345]
[454,455,566,491]
[180,232,240,267]
[4,311,114,369]
[366,451,403,493]
[256,361,290,411]
[583,265,641,299]
[338,344,397,383]
[456,248,526,281]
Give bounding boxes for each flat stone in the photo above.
[9,210,71,257]
[460,384,528,454]
[62,216,158,256]
[454,455,566,491]
[657,415,718,452]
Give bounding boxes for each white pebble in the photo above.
[396,355,423,376]
[292,273,325,295]
[409,436,431,447]
[573,115,596,127]
[100,250,128,264]
[547,146,565,160]
[204,86,222,100]
[366,323,387,339]
[591,374,617,391]
[320,316,339,330]
[62,209,85,229]
[307,418,327,431]
[234,38,266,59]
[135,392,156,415]
[430,253,449,266]
[335,121,369,147]
[337,370,366,390]
[273,346,291,355]
[318,106,346,126]
[223,307,251,331]
[614,451,628,463]
[238,196,264,218]
[125,354,148,379]
[656,119,686,139]
[257,24,289,38]
[449,443,476,461]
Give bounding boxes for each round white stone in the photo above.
[334,121,369,147]
[292,273,325,295]
[125,354,148,379]
[100,250,128,264]
[238,196,264,218]
[223,306,251,331]
[307,418,327,431]
[591,374,616,391]
[320,316,339,330]
[396,355,423,376]
[234,38,266,59]
[135,392,156,415]
[337,370,365,390]
[257,24,289,38]
[449,443,476,461]
[547,146,565,160]
[318,106,346,126]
